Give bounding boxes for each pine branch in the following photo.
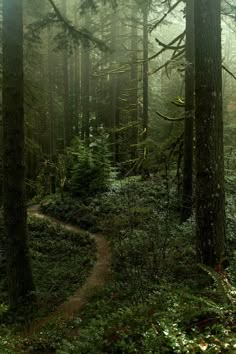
[150,0,183,32]
[155,37,185,50]
[149,31,185,61]
[155,111,184,121]
[47,0,110,51]
[150,49,185,75]
[222,64,236,80]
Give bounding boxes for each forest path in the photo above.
[26,206,111,335]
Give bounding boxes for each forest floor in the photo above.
[26,206,111,335]
[0,177,236,353]
[36,176,236,353]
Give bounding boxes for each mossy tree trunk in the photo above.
[2,0,35,308]
[142,1,149,176]
[181,0,195,222]
[194,0,225,266]
[62,0,72,147]
[130,0,139,161]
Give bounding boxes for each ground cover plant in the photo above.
[0,215,96,353]
[38,176,236,353]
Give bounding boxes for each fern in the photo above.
[198,264,236,306]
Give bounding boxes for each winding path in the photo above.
[27,206,111,334]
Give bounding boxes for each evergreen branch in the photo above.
[155,37,185,50]
[110,121,141,133]
[150,49,185,75]
[222,64,236,81]
[149,31,185,61]
[155,111,184,121]
[150,0,183,32]
[171,97,185,107]
[47,0,110,51]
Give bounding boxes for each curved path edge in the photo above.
[26,206,111,335]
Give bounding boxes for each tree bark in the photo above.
[62,0,73,147]
[2,0,35,308]
[194,0,225,266]
[181,0,194,222]
[142,1,149,176]
[81,14,90,145]
[0,1,3,205]
[130,0,139,161]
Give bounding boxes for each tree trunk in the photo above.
[47,30,55,159]
[110,10,120,164]
[62,1,72,147]
[194,0,225,266]
[130,0,139,161]
[81,14,90,145]
[0,0,3,205]
[181,0,194,222]
[142,2,149,176]
[2,0,35,308]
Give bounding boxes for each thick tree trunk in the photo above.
[142,2,149,176]
[81,14,90,145]
[2,0,35,308]
[110,10,120,164]
[194,0,225,266]
[47,31,55,159]
[130,0,139,161]
[73,47,80,136]
[181,0,194,222]
[142,3,148,142]
[0,0,3,205]
[62,1,72,147]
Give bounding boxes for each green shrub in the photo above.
[69,134,116,197]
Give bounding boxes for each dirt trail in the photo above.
[26,206,111,334]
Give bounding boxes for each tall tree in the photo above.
[0,0,3,205]
[2,0,35,307]
[129,0,139,160]
[181,0,195,222]
[142,0,149,175]
[81,13,91,144]
[142,1,149,144]
[194,0,225,266]
[62,0,73,147]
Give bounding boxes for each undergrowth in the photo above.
[38,177,236,353]
[0,215,96,353]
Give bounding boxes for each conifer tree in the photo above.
[2,0,35,308]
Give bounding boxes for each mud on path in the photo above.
[26,206,111,335]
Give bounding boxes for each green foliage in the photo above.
[198,264,236,306]
[39,177,236,353]
[69,134,116,197]
[0,215,96,318]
